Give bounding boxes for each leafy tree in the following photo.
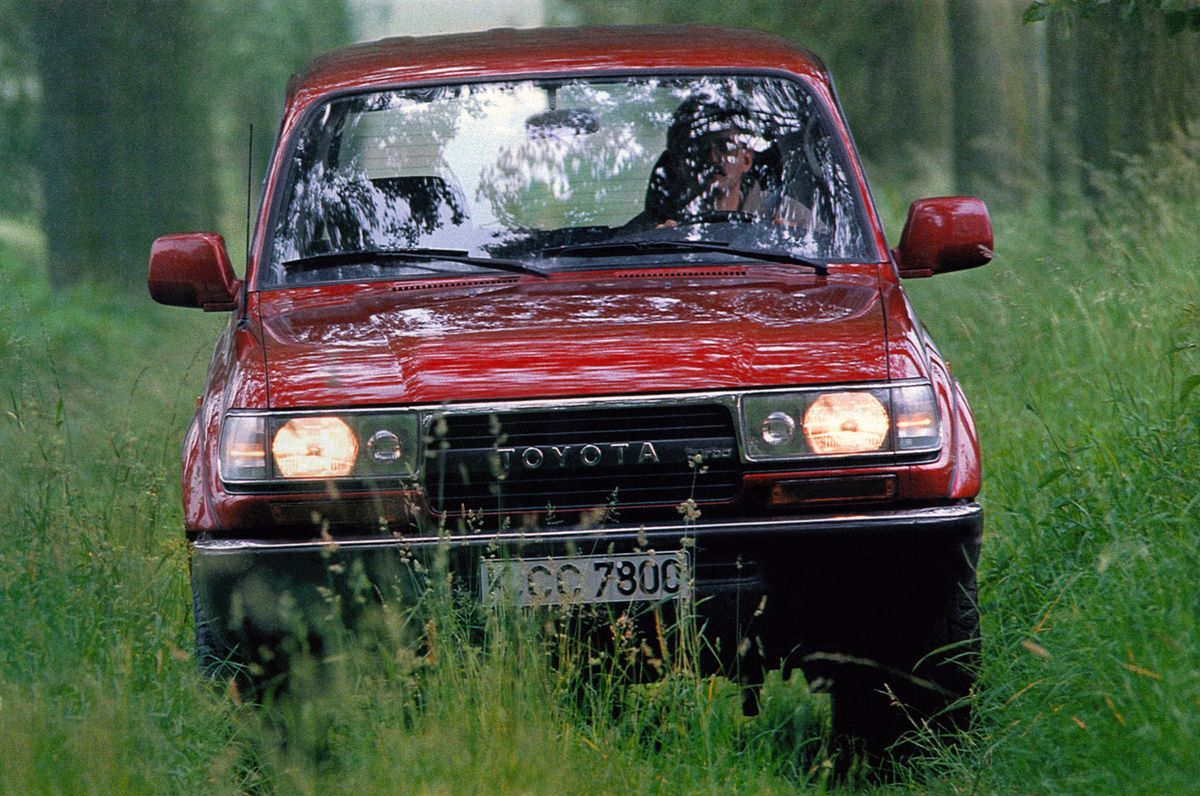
[549,0,956,183]
[1026,0,1200,35]
[551,1,1045,210]
[946,1,1045,207]
[31,0,219,287]
[23,0,351,288]
[206,0,354,238]
[0,0,39,219]
[1026,0,1200,204]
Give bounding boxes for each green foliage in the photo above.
[2,124,1200,790]
[549,0,963,193]
[30,0,222,287]
[5,0,352,288]
[0,229,237,791]
[0,0,39,217]
[205,0,354,259]
[902,128,1200,792]
[1026,0,1200,33]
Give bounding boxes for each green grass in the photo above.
[1,132,1198,793]
[901,133,1200,792]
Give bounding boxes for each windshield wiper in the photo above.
[283,248,549,279]
[538,240,828,275]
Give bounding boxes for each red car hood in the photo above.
[256,268,891,408]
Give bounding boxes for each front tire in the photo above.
[192,584,244,682]
[827,564,979,761]
[780,533,981,763]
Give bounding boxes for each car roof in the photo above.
[285,26,832,110]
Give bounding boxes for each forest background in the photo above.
[1,1,1197,793]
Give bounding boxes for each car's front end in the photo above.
[151,26,992,755]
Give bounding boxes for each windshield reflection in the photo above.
[267,76,872,286]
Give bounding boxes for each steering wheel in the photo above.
[674,210,758,226]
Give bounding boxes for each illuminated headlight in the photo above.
[803,392,889,454]
[273,416,358,478]
[741,384,940,459]
[219,411,420,483]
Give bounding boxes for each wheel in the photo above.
[777,534,981,764]
[827,569,978,763]
[192,584,244,682]
[829,542,979,762]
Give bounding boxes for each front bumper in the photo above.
[194,503,981,554]
[192,503,982,669]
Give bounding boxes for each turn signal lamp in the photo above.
[272,416,358,478]
[219,415,268,480]
[892,384,940,450]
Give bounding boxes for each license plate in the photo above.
[481,551,690,607]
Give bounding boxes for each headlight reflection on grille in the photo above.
[741,384,940,459]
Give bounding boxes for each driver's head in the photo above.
[669,94,753,148]
[667,93,757,181]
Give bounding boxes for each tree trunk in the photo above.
[1045,13,1080,218]
[946,0,1014,205]
[31,0,218,288]
[1068,6,1200,203]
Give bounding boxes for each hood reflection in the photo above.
[258,271,888,407]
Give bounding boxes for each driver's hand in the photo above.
[655,219,680,229]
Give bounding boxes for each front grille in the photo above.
[425,403,742,514]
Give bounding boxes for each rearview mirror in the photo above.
[148,232,241,311]
[525,108,600,138]
[894,197,994,278]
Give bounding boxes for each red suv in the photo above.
[149,26,992,753]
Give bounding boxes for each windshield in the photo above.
[264,75,875,286]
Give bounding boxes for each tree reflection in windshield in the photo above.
[266,76,872,286]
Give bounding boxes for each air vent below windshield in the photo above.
[391,276,519,292]
[614,267,748,280]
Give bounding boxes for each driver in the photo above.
[640,94,769,227]
[639,93,816,231]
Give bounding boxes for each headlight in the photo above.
[219,411,420,483]
[273,416,358,478]
[741,384,940,459]
[803,391,889,454]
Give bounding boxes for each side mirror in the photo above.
[894,197,994,278]
[148,232,241,311]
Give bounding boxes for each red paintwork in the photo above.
[948,377,983,499]
[879,283,930,381]
[257,267,889,407]
[148,233,241,311]
[894,196,994,278]
[147,26,988,534]
[287,27,829,103]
